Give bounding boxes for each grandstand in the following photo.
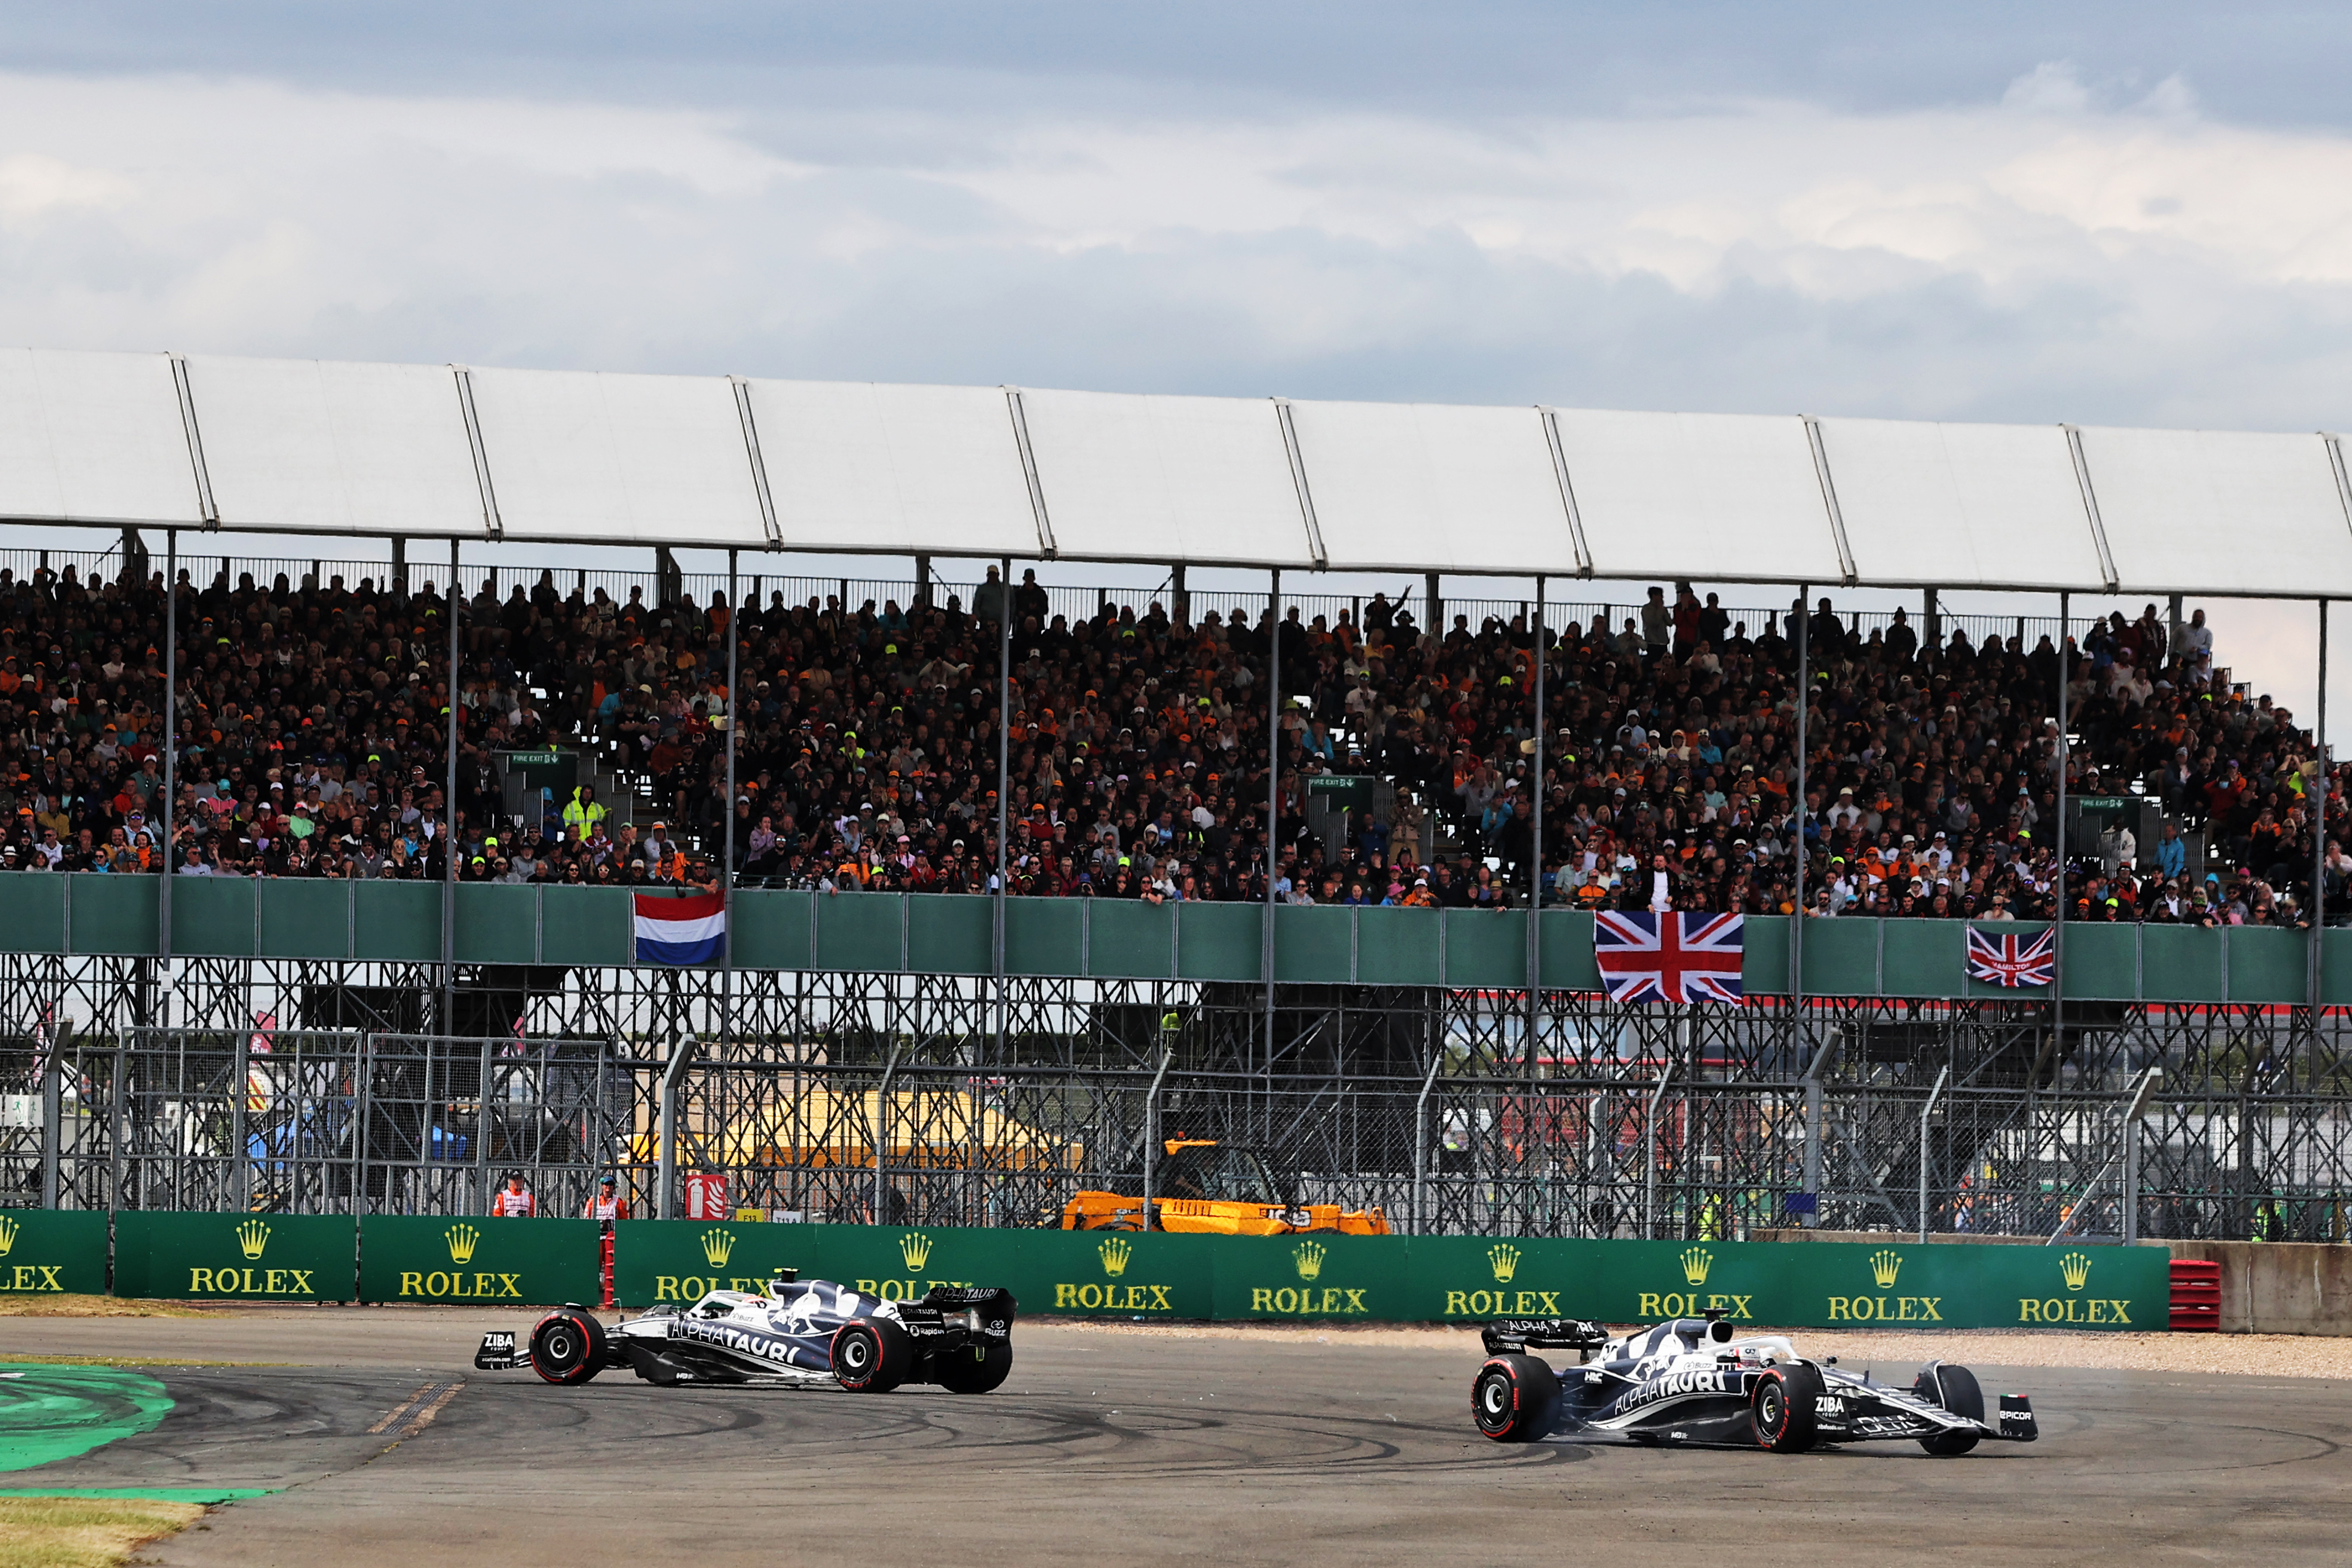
[1,347,2349,1243]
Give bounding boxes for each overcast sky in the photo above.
[3,3,2349,732]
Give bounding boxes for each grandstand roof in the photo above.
[4,346,2348,596]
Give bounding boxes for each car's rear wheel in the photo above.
[1471,1354,1559,1443]
[934,1341,1013,1394]
[529,1310,607,1385]
[1750,1363,1822,1452]
[1913,1363,1984,1456]
[832,1319,915,1392]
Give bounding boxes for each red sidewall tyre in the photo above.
[1471,1354,1559,1443]
[530,1310,607,1385]
[1751,1364,1821,1452]
[832,1319,913,1392]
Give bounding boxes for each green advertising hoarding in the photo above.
[112,1212,356,1302]
[0,1209,109,1296]
[358,1216,601,1306]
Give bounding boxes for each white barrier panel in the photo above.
[0,349,202,527]
[188,356,487,538]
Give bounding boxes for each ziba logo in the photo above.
[0,1215,66,1293]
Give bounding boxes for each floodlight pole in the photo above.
[1527,576,1546,1062]
[2312,599,2329,1013]
[1265,568,1281,1104]
[2053,591,2069,1084]
[1792,586,1809,1014]
[723,549,739,1044]
[994,557,1011,1066]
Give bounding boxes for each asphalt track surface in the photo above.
[3,1311,2348,1567]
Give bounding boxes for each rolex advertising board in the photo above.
[113,1212,355,1302]
[0,1209,108,1296]
[1209,1234,1401,1321]
[358,1215,600,1305]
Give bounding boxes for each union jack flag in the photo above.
[1966,926,2055,987]
[1593,912,1746,1004]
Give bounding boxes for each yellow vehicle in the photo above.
[1059,1139,1390,1236]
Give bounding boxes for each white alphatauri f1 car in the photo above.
[1472,1313,2037,1455]
[475,1271,1016,1394]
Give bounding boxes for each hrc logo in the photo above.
[700,1230,736,1269]
[899,1232,932,1271]
[236,1219,271,1259]
[1680,1247,1712,1286]
[445,1223,481,1265]
[1099,1237,1132,1278]
[1488,1243,1520,1284]
[1870,1250,1903,1289]
[2058,1251,2093,1292]
[1293,1240,1327,1282]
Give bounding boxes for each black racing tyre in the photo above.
[1471,1354,1560,1443]
[832,1318,915,1392]
[1750,1363,1822,1452]
[933,1341,1014,1395]
[529,1310,607,1386]
[1913,1363,1984,1456]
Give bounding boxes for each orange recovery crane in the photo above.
[1059,1139,1389,1235]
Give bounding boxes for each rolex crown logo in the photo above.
[1293,1240,1326,1282]
[445,1223,481,1265]
[2058,1251,2094,1292]
[0,1216,16,1256]
[1869,1249,1903,1289]
[701,1229,736,1269]
[1488,1243,1521,1284]
[1680,1246,1712,1286]
[1099,1236,1132,1278]
[898,1231,932,1271]
[236,1219,271,1260]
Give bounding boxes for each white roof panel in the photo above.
[2080,426,2352,597]
[465,367,768,548]
[1287,400,1578,576]
[0,349,201,525]
[1019,389,1313,567]
[744,379,1038,557]
[1818,418,2105,591]
[1556,410,1843,585]
[187,356,486,537]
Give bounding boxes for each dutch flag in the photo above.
[634,891,727,965]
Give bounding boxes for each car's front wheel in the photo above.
[1750,1363,1822,1452]
[1913,1363,1984,1456]
[832,1319,915,1392]
[1471,1354,1559,1443]
[529,1310,607,1385]
[934,1342,1013,1394]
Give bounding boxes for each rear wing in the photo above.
[920,1285,1018,1338]
[1480,1318,1608,1356]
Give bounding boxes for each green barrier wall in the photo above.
[112,1213,356,1302]
[612,1224,2168,1331]
[0,1210,108,1296]
[358,1215,601,1305]
[5,873,2350,1005]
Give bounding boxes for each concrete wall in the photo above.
[2167,1241,2352,1337]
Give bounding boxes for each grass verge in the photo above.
[0,1496,204,1568]
[0,1299,214,1321]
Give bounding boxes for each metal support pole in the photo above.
[1527,574,1546,1008]
[1917,1063,1950,1241]
[1425,573,1441,639]
[1642,1044,1678,1240]
[443,539,462,1037]
[1170,563,1188,627]
[1792,585,1810,1004]
[1140,1045,1175,1231]
[473,1035,492,1216]
[159,530,178,1025]
[39,1019,61,1209]
[2054,590,2070,1077]
[872,1040,903,1225]
[657,1032,701,1221]
[723,551,740,1050]
[1265,568,1282,1095]
[993,557,1012,1064]
[2056,1067,2162,1243]
[1410,1046,1445,1236]
[2312,601,2329,1014]
[1799,1032,1840,1230]
[914,552,931,608]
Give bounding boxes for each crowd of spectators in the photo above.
[0,557,2340,927]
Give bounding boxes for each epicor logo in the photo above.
[1488,1243,1520,1283]
[701,1230,736,1269]
[237,1219,270,1260]
[899,1232,932,1270]
[2059,1251,2093,1292]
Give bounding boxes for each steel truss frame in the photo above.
[3,954,2346,1240]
